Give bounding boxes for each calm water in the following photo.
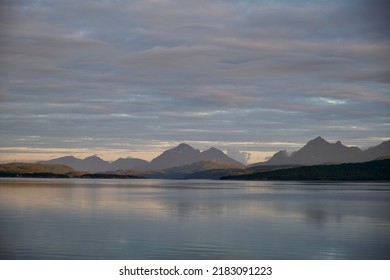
[0,178,389,260]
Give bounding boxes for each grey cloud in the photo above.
[349,0,390,40]
[0,0,388,161]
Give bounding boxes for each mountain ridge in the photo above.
[37,143,243,172]
[2,137,390,180]
[255,137,390,166]
[142,143,243,170]
[38,155,148,172]
[23,137,390,173]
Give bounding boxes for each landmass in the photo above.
[0,162,141,179]
[1,137,389,181]
[221,159,390,181]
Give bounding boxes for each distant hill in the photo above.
[0,162,75,177]
[161,160,243,179]
[186,163,299,179]
[363,141,390,160]
[0,162,144,179]
[184,168,244,180]
[254,137,390,166]
[143,143,243,170]
[0,162,75,174]
[80,156,111,172]
[38,156,148,172]
[222,159,390,181]
[38,156,85,170]
[108,160,244,179]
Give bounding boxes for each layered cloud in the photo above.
[0,0,389,162]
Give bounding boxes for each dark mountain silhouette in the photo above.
[256,137,390,166]
[81,156,111,172]
[38,155,147,172]
[109,157,148,170]
[144,143,201,170]
[38,156,85,170]
[200,147,243,165]
[143,143,243,170]
[27,137,390,176]
[363,140,390,161]
[288,137,363,165]
[4,137,389,180]
[265,150,290,165]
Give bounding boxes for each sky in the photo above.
[0,0,389,164]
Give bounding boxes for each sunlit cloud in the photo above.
[313,98,347,105]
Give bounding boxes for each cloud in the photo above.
[227,148,251,165]
[349,0,390,40]
[0,0,388,162]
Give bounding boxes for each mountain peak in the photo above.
[175,143,194,150]
[145,144,243,170]
[85,155,99,159]
[201,147,243,166]
[202,147,225,158]
[204,147,222,153]
[263,136,368,166]
[170,143,198,154]
[145,143,201,170]
[308,136,328,145]
[84,155,104,161]
[55,155,79,160]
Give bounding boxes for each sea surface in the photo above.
[0,178,389,260]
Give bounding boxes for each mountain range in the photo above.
[1,137,389,180]
[38,143,243,172]
[144,143,243,170]
[255,136,390,166]
[19,137,390,178]
[38,155,148,172]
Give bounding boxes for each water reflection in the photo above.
[0,178,390,259]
